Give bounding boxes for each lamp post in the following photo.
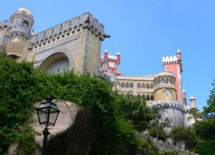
[36,97,60,155]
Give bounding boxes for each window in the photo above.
[23,20,29,28]
[151,95,154,101]
[130,82,133,88]
[126,82,129,88]
[137,83,141,88]
[121,82,125,88]
[164,89,171,97]
[4,36,10,43]
[150,83,153,89]
[146,95,150,100]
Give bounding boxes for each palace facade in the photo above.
[0,8,197,127]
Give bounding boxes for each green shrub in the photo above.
[195,140,215,155]
[0,54,158,155]
[169,126,198,150]
[149,126,167,141]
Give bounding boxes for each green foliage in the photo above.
[149,126,167,141]
[0,55,39,153]
[159,151,179,155]
[195,140,215,155]
[203,80,215,117]
[115,94,156,132]
[193,81,215,155]
[194,119,215,140]
[189,108,201,120]
[0,54,158,155]
[149,104,169,141]
[169,126,198,150]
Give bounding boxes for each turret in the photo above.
[104,49,108,59]
[117,51,120,64]
[100,49,121,79]
[177,48,182,61]
[162,49,183,101]
[189,96,196,109]
[9,8,34,41]
[153,72,177,101]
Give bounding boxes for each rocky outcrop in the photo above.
[137,132,199,155]
[32,100,97,155]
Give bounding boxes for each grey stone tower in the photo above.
[9,8,34,42]
[0,8,34,60]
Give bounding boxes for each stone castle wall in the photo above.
[0,9,109,75]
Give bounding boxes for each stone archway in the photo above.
[39,53,69,74]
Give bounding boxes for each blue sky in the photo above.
[1,0,215,109]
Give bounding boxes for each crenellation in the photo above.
[28,12,106,50]
[162,55,177,63]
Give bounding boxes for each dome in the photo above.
[18,8,31,15]
[189,96,196,100]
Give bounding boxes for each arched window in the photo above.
[117,82,121,88]
[121,82,125,88]
[146,95,150,101]
[137,83,141,88]
[23,20,29,28]
[130,82,133,88]
[151,95,154,101]
[170,78,173,84]
[126,82,129,88]
[142,83,145,88]
[4,36,10,43]
[146,83,149,89]
[150,83,153,89]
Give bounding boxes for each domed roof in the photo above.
[18,8,31,15]
[189,96,196,100]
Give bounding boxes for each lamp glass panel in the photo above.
[38,109,48,124]
[49,111,59,125]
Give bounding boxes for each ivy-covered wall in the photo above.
[0,53,157,155]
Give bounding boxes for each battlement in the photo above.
[149,101,186,113]
[162,55,177,64]
[116,75,155,81]
[0,20,12,29]
[28,12,109,50]
[108,55,117,60]
[155,71,175,77]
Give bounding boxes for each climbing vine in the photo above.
[0,53,157,155]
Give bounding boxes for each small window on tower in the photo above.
[4,36,10,43]
[23,20,29,28]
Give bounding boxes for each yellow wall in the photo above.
[154,87,176,101]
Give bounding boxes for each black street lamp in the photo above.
[36,97,60,155]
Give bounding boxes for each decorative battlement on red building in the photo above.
[100,49,121,76]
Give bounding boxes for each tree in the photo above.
[149,104,170,140]
[188,108,201,121]
[203,80,215,117]
[0,54,158,154]
[169,126,198,150]
[193,80,215,155]
[194,119,215,140]
[115,94,156,132]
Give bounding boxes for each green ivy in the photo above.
[0,54,157,155]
